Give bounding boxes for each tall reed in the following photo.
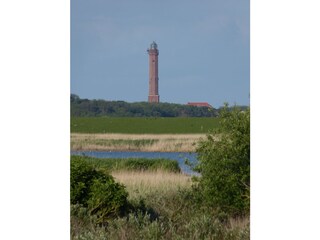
[71,133,206,152]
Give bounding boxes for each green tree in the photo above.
[195,104,250,216]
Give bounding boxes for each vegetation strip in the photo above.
[71,117,219,134]
[71,155,181,173]
[71,133,206,152]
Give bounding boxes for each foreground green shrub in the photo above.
[71,157,98,204]
[88,177,128,223]
[70,157,128,223]
[195,104,250,216]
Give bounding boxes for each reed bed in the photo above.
[228,216,250,231]
[77,156,181,173]
[112,170,192,200]
[71,133,206,152]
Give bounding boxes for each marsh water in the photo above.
[71,151,199,175]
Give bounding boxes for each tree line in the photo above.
[71,94,219,117]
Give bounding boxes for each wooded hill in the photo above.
[71,94,218,117]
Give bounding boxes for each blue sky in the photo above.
[71,0,249,107]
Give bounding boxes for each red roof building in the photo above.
[187,102,213,108]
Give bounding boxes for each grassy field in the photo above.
[71,133,206,152]
[71,117,219,134]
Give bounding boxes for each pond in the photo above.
[71,151,199,176]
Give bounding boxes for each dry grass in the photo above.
[111,170,192,200]
[71,133,206,152]
[228,216,250,230]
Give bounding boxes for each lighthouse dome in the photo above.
[150,41,158,49]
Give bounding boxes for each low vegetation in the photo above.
[71,155,181,173]
[71,117,220,134]
[71,133,205,152]
[112,170,192,200]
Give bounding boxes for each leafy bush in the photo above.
[87,177,128,223]
[70,157,128,222]
[71,157,98,204]
[195,104,250,216]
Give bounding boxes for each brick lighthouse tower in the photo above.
[147,41,159,103]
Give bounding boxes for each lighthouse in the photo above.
[147,41,159,103]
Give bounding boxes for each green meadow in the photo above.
[71,117,219,134]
